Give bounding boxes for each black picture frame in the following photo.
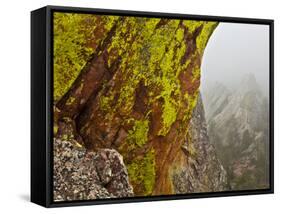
[31,5,274,208]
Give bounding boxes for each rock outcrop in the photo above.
[172,94,228,193]
[204,74,270,190]
[53,94,228,201]
[54,15,219,196]
[53,138,133,202]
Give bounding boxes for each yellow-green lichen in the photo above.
[183,91,199,122]
[160,99,178,135]
[126,119,150,148]
[53,16,219,196]
[104,16,118,31]
[182,20,203,34]
[155,25,189,136]
[117,83,139,115]
[196,22,218,55]
[53,13,118,102]
[61,134,68,141]
[175,28,184,42]
[127,149,156,196]
[95,19,212,138]
[99,94,115,112]
[53,124,58,135]
[66,97,76,106]
[192,65,201,82]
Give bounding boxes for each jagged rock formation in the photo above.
[172,94,228,193]
[53,138,133,201]
[203,82,231,121]
[53,93,228,200]
[54,14,219,197]
[204,74,269,190]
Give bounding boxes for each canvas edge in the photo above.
[31,6,48,207]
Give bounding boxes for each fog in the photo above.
[200,22,270,96]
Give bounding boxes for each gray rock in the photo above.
[203,75,270,190]
[53,138,133,202]
[172,93,228,193]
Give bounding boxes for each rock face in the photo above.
[204,74,270,190]
[172,94,228,193]
[54,16,219,196]
[53,93,228,201]
[53,138,133,202]
[203,82,231,121]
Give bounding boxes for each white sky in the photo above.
[201,22,270,95]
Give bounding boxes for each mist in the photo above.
[200,22,270,96]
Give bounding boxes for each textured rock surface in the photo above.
[53,138,133,201]
[172,94,228,193]
[53,15,220,197]
[204,74,270,190]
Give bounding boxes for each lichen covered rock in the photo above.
[54,15,219,197]
[172,94,228,193]
[53,138,133,201]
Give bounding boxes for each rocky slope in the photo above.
[203,82,231,121]
[53,93,228,200]
[204,74,269,190]
[53,137,133,201]
[172,94,228,193]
